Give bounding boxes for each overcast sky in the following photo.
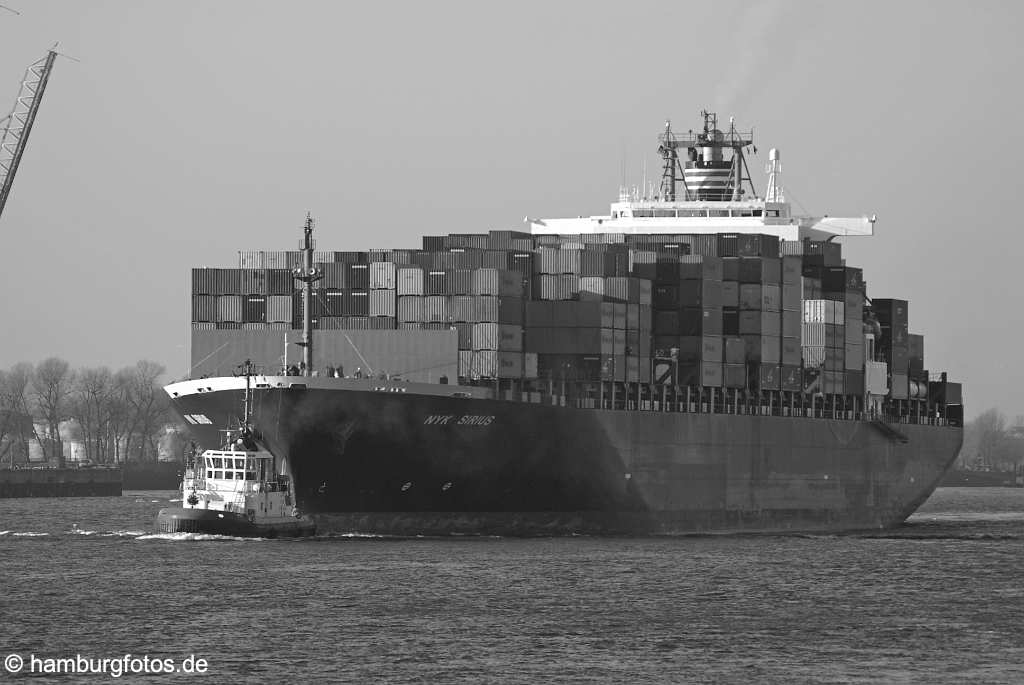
[0,1,1019,419]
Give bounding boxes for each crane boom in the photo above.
[0,49,57,221]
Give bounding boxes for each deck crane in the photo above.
[0,48,57,222]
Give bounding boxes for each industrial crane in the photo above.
[0,48,57,222]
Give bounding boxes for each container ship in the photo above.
[163,112,964,535]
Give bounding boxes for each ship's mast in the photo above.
[292,214,321,376]
[657,111,756,202]
[0,49,58,222]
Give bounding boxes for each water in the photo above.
[1,489,1023,684]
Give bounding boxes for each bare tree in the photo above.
[123,360,170,462]
[70,367,114,463]
[31,358,74,467]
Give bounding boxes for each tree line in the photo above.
[959,408,1024,471]
[0,358,173,467]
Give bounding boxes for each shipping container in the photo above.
[720,280,739,308]
[679,307,723,336]
[781,337,801,366]
[243,295,267,323]
[423,295,449,323]
[803,299,845,324]
[781,283,800,311]
[781,255,801,285]
[345,263,370,290]
[369,262,397,290]
[723,363,746,388]
[216,295,244,323]
[675,335,724,363]
[724,336,745,364]
[267,269,293,295]
[449,295,475,323]
[525,327,614,355]
[738,310,781,337]
[192,295,217,323]
[471,323,524,352]
[738,284,762,310]
[678,279,724,308]
[782,309,801,338]
[738,233,780,258]
[397,267,424,296]
[320,262,347,289]
[872,298,909,331]
[678,362,723,387]
[742,335,781,363]
[266,295,292,324]
[452,322,472,349]
[722,307,739,336]
[738,257,782,284]
[471,268,524,297]
[678,255,724,281]
[579,276,606,301]
[397,295,424,323]
[238,251,265,270]
[474,296,524,324]
[369,289,396,318]
[761,284,781,311]
[802,345,826,369]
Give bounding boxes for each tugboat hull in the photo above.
[155,507,316,538]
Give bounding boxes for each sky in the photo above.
[0,0,1020,419]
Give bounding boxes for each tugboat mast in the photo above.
[292,213,321,377]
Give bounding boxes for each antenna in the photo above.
[0,5,20,14]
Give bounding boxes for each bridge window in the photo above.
[633,209,653,217]
[235,471,244,480]
[653,209,676,217]
[207,470,213,479]
[214,470,223,479]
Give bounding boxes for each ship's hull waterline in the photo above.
[167,379,962,536]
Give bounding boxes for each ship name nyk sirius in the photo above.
[157,112,963,537]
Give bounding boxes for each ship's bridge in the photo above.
[527,112,875,242]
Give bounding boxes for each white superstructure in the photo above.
[528,112,875,242]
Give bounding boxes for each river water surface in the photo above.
[1,487,1022,683]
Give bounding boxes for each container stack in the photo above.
[821,266,866,395]
[650,254,724,387]
[801,299,845,392]
[872,298,910,399]
[189,232,919,399]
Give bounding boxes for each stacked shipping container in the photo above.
[189,233,924,398]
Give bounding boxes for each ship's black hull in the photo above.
[155,507,316,538]
[167,379,963,535]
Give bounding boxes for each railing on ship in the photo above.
[469,379,963,428]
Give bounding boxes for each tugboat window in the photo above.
[214,470,223,479]
[207,470,213,479]
[235,471,244,479]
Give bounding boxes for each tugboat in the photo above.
[155,361,316,538]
